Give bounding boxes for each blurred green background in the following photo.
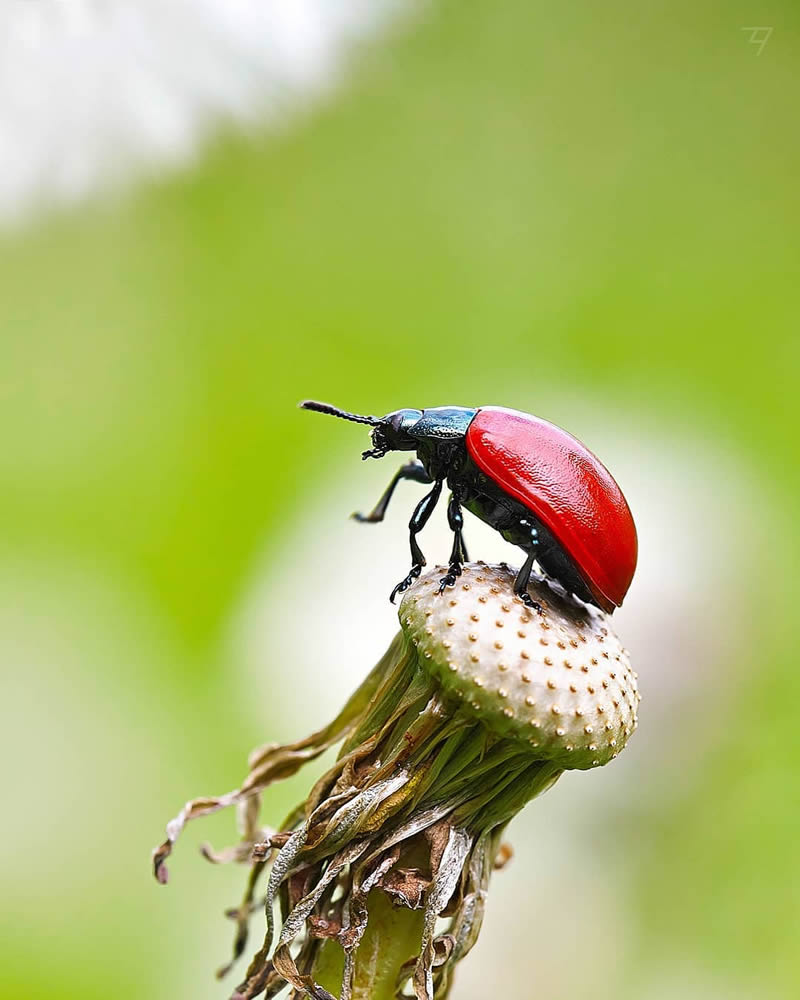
[1,1,798,997]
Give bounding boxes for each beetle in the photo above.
[300,401,637,613]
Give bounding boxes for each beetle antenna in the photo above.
[299,400,378,426]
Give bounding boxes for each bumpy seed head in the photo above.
[400,563,640,769]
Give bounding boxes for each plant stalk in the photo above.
[313,890,425,1000]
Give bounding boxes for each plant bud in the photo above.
[401,562,639,769]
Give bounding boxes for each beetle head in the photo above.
[366,409,423,459]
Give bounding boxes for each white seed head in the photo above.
[399,563,639,770]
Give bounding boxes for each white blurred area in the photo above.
[0,0,412,225]
[231,411,761,999]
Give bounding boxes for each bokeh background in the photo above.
[2,2,798,998]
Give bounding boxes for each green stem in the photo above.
[314,890,425,1000]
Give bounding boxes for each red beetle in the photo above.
[301,401,637,611]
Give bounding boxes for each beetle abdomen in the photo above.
[465,407,637,611]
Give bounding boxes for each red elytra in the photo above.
[466,407,638,613]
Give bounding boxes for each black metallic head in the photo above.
[367,408,424,458]
[300,400,422,460]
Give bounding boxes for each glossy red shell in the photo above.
[466,407,637,612]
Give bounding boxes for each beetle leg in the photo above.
[352,460,432,523]
[438,493,467,593]
[514,522,543,613]
[390,479,443,603]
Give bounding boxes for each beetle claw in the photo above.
[518,592,544,614]
[390,565,423,603]
[437,563,463,594]
[352,511,378,523]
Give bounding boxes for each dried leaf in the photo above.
[413,827,472,1000]
[493,841,513,870]
[379,867,430,910]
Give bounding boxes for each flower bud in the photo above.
[401,562,639,769]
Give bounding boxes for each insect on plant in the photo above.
[301,401,638,612]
